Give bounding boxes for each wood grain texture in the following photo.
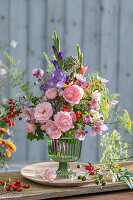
[0,161,133,200]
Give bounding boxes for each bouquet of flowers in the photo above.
[1,31,132,142]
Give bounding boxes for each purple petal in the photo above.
[51,60,58,69]
[52,45,57,54]
[58,52,63,62]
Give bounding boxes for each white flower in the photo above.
[10,40,18,48]
[91,90,101,101]
[0,68,7,75]
[97,75,108,84]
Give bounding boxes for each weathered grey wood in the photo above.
[118,0,133,155]
[47,0,65,58]
[81,0,101,163]
[26,0,47,161]
[0,0,10,98]
[64,0,83,57]
[8,0,28,161]
[99,0,120,160]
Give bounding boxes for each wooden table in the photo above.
[0,171,133,200]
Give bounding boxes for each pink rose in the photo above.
[25,123,36,134]
[45,88,57,99]
[34,102,53,123]
[41,120,61,139]
[69,112,77,122]
[63,85,84,106]
[54,111,74,132]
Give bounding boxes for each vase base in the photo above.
[56,169,76,179]
[56,162,76,179]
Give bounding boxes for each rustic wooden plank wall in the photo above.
[0,0,133,163]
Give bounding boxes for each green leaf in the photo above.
[123,176,133,189]
[27,132,35,141]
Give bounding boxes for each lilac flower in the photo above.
[22,104,32,121]
[91,122,108,136]
[51,60,58,69]
[32,68,44,78]
[54,67,68,82]
[45,75,58,91]
[41,169,56,182]
[58,52,63,62]
[52,45,57,54]
[75,129,86,141]
[108,99,119,108]
[74,73,86,84]
[84,115,93,124]
[90,105,100,111]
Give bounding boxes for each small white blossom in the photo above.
[0,68,7,75]
[10,40,18,48]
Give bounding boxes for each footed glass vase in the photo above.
[46,130,82,179]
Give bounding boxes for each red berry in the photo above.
[64,108,67,111]
[8,101,12,104]
[86,165,92,171]
[84,122,87,124]
[13,110,16,115]
[89,162,92,166]
[18,188,22,192]
[12,122,15,126]
[13,187,17,191]
[76,112,79,115]
[76,114,80,118]
[23,184,26,187]
[90,172,95,175]
[3,116,8,120]
[13,103,15,105]
[17,114,20,117]
[15,180,20,184]
[8,112,11,115]
[80,113,83,117]
[6,180,9,183]
[9,98,13,101]
[0,181,5,185]
[6,187,10,191]
[8,115,12,118]
[6,119,10,123]
[17,110,20,113]
[9,183,14,187]
[15,186,19,190]
[64,105,67,108]
[10,106,14,111]
[92,166,94,170]
[25,185,30,188]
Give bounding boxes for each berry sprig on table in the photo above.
[0,179,30,193]
[77,163,107,186]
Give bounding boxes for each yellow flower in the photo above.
[5,149,11,158]
[0,128,7,134]
[2,140,16,152]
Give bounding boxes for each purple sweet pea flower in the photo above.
[108,99,119,108]
[54,67,68,82]
[52,45,57,54]
[51,60,58,69]
[58,52,63,62]
[91,122,108,136]
[41,169,56,182]
[75,129,86,141]
[32,68,44,78]
[22,104,32,121]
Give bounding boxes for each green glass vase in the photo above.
[46,130,82,179]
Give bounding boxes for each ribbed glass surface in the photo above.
[46,131,82,179]
[46,135,82,162]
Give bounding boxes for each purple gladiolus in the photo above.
[51,60,58,69]
[54,67,68,82]
[52,45,57,54]
[32,68,44,78]
[22,104,32,121]
[41,169,56,182]
[58,52,63,62]
[75,129,86,141]
[91,122,108,136]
